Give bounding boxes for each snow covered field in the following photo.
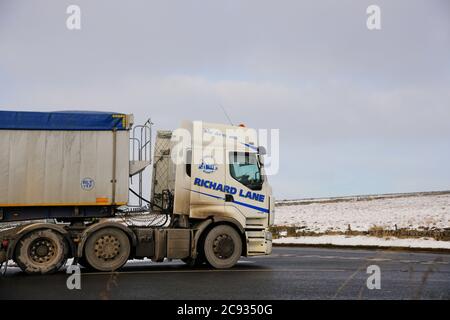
[273,192,450,249]
[275,193,450,232]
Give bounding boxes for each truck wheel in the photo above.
[203,225,242,269]
[14,229,69,275]
[84,228,130,272]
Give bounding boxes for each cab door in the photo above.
[225,151,270,227]
[188,126,226,219]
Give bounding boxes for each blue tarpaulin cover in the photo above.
[0,110,129,130]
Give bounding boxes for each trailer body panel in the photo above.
[0,130,129,208]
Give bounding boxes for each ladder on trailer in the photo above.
[129,119,153,206]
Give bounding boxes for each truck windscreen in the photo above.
[229,152,263,191]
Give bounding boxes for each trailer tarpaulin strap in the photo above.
[0,110,128,131]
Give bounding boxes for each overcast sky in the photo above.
[0,0,449,199]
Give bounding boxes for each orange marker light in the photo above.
[96,197,109,204]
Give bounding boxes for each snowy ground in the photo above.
[275,193,450,232]
[273,235,450,249]
[274,193,450,250]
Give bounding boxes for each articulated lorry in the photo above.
[0,110,273,274]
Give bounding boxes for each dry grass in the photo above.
[270,225,450,241]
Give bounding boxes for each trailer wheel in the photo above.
[14,229,69,275]
[203,225,242,269]
[84,228,130,272]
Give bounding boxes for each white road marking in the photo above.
[251,253,449,265]
[367,258,392,262]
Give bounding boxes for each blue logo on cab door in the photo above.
[198,157,218,174]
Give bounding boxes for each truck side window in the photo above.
[186,149,192,177]
[229,152,263,191]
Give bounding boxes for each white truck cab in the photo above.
[152,121,273,266]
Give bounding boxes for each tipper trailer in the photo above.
[0,110,273,274]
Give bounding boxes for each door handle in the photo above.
[225,194,234,202]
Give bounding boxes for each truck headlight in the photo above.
[265,231,272,241]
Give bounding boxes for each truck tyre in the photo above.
[84,228,130,272]
[14,229,69,275]
[203,225,242,269]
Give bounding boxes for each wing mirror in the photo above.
[258,146,267,166]
[258,146,267,155]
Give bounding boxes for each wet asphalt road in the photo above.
[0,246,449,300]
